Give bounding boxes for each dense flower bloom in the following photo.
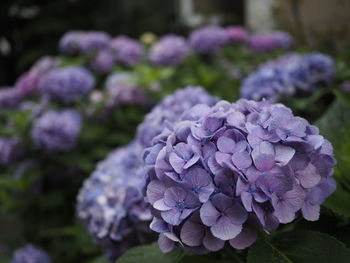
[136,86,218,148]
[59,31,111,54]
[110,36,143,66]
[10,244,51,263]
[0,137,22,166]
[241,52,335,101]
[189,25,228,54]
[149,35,189,66]
[143,99,336,253]
[91,49,116,73]
[105,72,147,106]
[225,26,248,44]
[15,56,58,97]
[39,66,95,103]
[0,87,22,109]
[77,142,153,260]
[248,31,293,53]
[241,66,295,102]
[31,109,82,152]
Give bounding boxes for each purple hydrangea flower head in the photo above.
[136,86,219,148]
[15,57,58,97]
[248,31,293,53]
[0,87,22,109]
[301,53,334,85]
[59,31,111,54]
[77,141,154,260]
[225,26,249,44]
[91,49,116,73]
[143,99,336,253]
[271,31,293,49]
[189,25,228,54]
[39,66,95,103]
[0,137,22,166]
[10,244,51,263]
[149,34,189,66]
[31,109,82,152]
[241,66,295,102]
[105,72,147,106]
[110,36,143,66]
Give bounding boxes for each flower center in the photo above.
[193,185,201,193]
[176,201,186,211]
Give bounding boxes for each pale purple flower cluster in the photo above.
[31,109,82,152]
[143,99,336,253]
[110,36,143,66]
[189,25,228,54]
[248,31,293,53]
[77,142,153,260]
[10,244,51,263]
[136,86,218,148]
[149,35,189,66]
[105,72,147,106]
[15,56,58,97]
[241,52,335,101]
[39,66,95,103]
[0,87,22,109]
[91,49,116,73]
[59,31,111,54]
[0,137,22,166]
[225,26,248,44]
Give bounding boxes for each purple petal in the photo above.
[298,164,321,188]
[232,151,252,169]
[252,141,275,171]
[229,226,257,249]
[217,136,236,153]
[150,218,170,233]
[161,209,181,225]
[224,202,248,225]
[203,230,225,251]
[275,145,295,166]
[241,192,253,212]
[164,187,186,207]
[180,219,205,246]
[210,216,242,240]
[147,180,166,204]
[200,200,220,226]
[302,202,320,221]
[183,154,200,169]
[158,233,174,253]
[153,199,172,211]
[169,152,185,173]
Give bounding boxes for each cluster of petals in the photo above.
[59,31,111,54]
[105,72,147,107]
[31,109,82,152]
[248,31,293,53]
[136,86,218,148]
[10,244,51,263]
[110,36,144,66]
[189,25,228,54]
[77,141,153,260]
[0,136,22,166]
[149,34,189,66]
[39,66,95,103]
[143,99,336,253]
[241,52,335,101]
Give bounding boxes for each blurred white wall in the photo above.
[245,0,277,32]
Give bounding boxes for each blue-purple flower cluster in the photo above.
[149,35,189,66]
[31,109,82,152]
[0,137,22,166]
[143,99,336,253]
[136,86,218,148]
[0,87,22,109]
[77,141,153,260]
[110,36,144,66]
[248,31,293,53]
[10,244,51,263]
[189,25,228,54]
[39,66,95,103]
[241,52,335,101]
[59,31,111,54]
[105,72,147,107]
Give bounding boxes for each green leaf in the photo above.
[116,243,184,263]
[248,231,350,263]
[273,231,350,263]
[247,239,292,263]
